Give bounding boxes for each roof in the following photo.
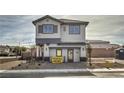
[32,15,62,25]
[115,48,124,50]
[86,40,110,44]
[59,19,89,25]
[32,15,89,26]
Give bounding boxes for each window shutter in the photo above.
[38,25,43,33]
[54,25,58,33]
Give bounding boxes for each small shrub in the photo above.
[18,64,21,66]
[11,67,14,69]
[38,64,41,66]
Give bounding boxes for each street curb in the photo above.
[0,69,88,73]
[1,68,124,73]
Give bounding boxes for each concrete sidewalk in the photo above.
[1,68,124,73]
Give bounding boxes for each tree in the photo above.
[13,46,27,56]
[87,43,92,66]
[21,47,27,52]
[13,46,20,55]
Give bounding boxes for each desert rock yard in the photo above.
[12,58,124,70]
[1,57,124,70]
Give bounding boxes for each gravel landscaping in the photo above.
[13,62,87,70]
[0,58,123,70]
[13,61,124,70]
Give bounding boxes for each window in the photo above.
[38,24,58,33]
[120,50,124,52]
[43,24,54,33]
[56,49,62,57]
[69,25,80,34]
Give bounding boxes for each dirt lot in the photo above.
[0,56,22,70]
[0,56,20,63]
[0,61,22,70]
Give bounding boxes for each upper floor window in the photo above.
[38,24,58,34]
[69,25,80,34]
[43,24,54,33]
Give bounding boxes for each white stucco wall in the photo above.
[81,46,86,57]
[49,48,56,57]
[62,49,67,62]
[61,25,86,42]
[74,48,80,62]
[36,46,42,57]
[36,18,61,39]
[36,46,39,57]
[43,44,49,57]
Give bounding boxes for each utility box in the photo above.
[115,48,124,60]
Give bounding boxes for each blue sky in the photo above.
[0,15,124,46]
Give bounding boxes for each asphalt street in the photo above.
[0,71,95,78]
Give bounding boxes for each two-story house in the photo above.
[32,15,89,63]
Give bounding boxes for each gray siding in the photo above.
[36,38,61,45]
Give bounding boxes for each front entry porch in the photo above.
[36,45,87,63]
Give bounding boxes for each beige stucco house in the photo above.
[87,40,120,57]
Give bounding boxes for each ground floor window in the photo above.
[56,49,62,57]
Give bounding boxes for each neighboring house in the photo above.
[0,45,10,56]
[87,40,120,57]
[21,48,37,59]
[32,15,89,62]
